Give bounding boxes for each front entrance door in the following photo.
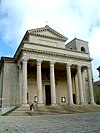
[45,85,51,105]
[73,94,76,104]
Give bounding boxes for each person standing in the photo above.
[30,104,34,112]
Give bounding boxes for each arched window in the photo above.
[81,47,85,52]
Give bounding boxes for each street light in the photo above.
[61,97,66,103]
[97,66,100,78]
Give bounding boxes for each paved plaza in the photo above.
[0,112,100,133]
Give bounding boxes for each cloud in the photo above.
[89,27,100,80]
[0,0,66,48]
[0,0,100,80]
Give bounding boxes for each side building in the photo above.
[94,81,100,105]
[93,66,100,105]
[0,25,95,114]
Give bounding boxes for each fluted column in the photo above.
[87,66,95,104]
[50,62,56,106]
[22,59,28,104]
[77,65,84,104]
[37,60,43,106]
[66,64,73,105]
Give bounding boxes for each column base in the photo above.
[51,103,58,106]
[79,102,87,105]
[68,102,74,105]
[37,103,44,107]
[90,102,97,105]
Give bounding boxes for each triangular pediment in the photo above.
[28,25,68,41]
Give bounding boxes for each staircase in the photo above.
[5,104,100,116]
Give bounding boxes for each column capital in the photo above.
[81,66,87,72]
[22,58,28,63]
[66,63,72,68]
[37,59,42,65]
[50,61,55,65]
[37,59,42,64]
[87,65,91,69]
[77,64,82,68]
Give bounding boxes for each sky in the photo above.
[0,0,100,81]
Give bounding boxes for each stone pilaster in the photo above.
[77,65,84,104]
[87,66,95,104]
[50,62,56,106]
[19,63,22,105]
[0,68,3,105]
[37,60,43,106]
[66,64,73,105]
[22,59,28,105]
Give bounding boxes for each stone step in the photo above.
[5,105,100,116]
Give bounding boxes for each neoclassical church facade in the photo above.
[0,25,95,114]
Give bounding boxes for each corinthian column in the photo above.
[22,59,28,105]
[37,60,43,106]
[77,65,84,104]
[87,66,95,104]
[50,62,56,106]
[66,64,73,105]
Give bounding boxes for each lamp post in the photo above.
[97,66,100,78]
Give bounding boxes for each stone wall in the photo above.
[29,34,65,48]
[0,68,1,106]
[93,81,100,104]
[2,62,19,113]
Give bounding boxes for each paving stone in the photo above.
[0,112,100,133]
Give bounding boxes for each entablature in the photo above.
[19,48,91,67]
[21,41,92,62]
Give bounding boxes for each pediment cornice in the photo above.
[28,25,68,41]
[29,32,66,41]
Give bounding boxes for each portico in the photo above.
[19,57,95,106]
[0,25,95,114]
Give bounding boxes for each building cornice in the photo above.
[1,57,16,63]
[22,48,92,62]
